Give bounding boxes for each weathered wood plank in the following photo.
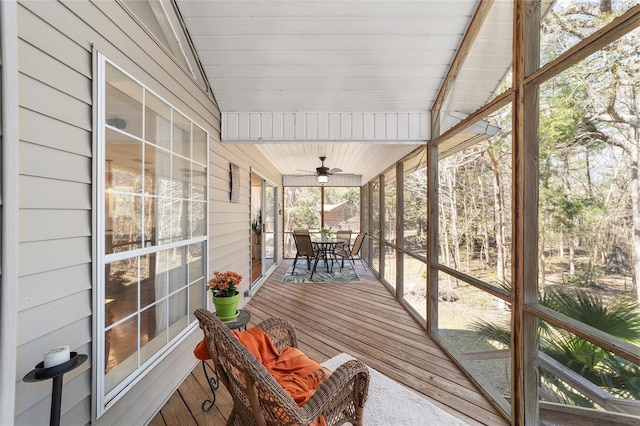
[256,264,506,426]
[147,413,166,426]
[539,352,637,414]
[159,392,197,426]
[525,6,640,87]
[540,401,640,426]
[527,303,640,365]
[431,0,496,136]
[152,260,510,426]
[176,372,224,426]
[191,362,234,419]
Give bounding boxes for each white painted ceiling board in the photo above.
[175,0,512,182]
[439,0,513,132]
[199,34,463,51]
[178,0,478,113]
[189,1,473,17]
[253,141,421,184]
[205,64,451,79]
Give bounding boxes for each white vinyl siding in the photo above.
[12,1,282,424]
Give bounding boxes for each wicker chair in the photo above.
[194,309,370,426]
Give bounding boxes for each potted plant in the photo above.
[319,226,333,239]
[207,270,242,321]
[251,210,262,244]
[251,210,262,260]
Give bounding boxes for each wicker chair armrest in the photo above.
[256,317,299,350]
[297,359,370,424]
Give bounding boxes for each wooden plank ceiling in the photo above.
[176,0,505,182]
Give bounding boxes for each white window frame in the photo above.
[94,53,209,417]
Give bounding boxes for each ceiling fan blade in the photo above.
[329,168,343,173]
[296,169,316,173]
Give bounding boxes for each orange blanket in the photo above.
[194,339,210,360]
[193,329,328,425]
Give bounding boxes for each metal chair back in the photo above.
[336,229,352,250]
[292,233,321,276]
[351,233,366,256]
[333,233,367,270]
[293,233,315,257]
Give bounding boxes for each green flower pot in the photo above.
[212,291,240,321]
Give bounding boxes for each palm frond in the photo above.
[474,286,640,405]
[540,287,640,342]
[471,319,511,347]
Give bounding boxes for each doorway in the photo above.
[264,182,276,271]
[251,174,277,284]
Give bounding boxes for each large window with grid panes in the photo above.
[97,56,208,414]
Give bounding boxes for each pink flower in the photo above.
[207,270,242,297]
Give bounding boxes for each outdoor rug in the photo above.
[322,353,469,425]
[281,259,360,283]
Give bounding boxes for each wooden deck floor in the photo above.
[150,260,509,426]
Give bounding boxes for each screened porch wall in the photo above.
[363,3,640,424]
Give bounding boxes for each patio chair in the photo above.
[293,228,309,235]
[333,232,367,270]
[194,309,370,426]
[292,233,320,276]
[335,229,352,251]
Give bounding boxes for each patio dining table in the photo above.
[310,236,346,273]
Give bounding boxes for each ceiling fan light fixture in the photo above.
[317,174,329,184]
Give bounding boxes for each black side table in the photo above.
[23,352,88,426]
[201,309,251,412]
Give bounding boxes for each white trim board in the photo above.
[222,112,430,143]
[0,0,19,423]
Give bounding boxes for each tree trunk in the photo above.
[440,183,454,293]
[540,223,546,286]
[569,242,576,276]
[631,140,640,299]
[447,169,461,271]
[483,223,490,264]
[479,176,490,264]
[562,152,576,278]
[605,82,640,300]
[585,148,593,198]
[486,148,505,288]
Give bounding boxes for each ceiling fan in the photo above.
[297,156,344,184]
